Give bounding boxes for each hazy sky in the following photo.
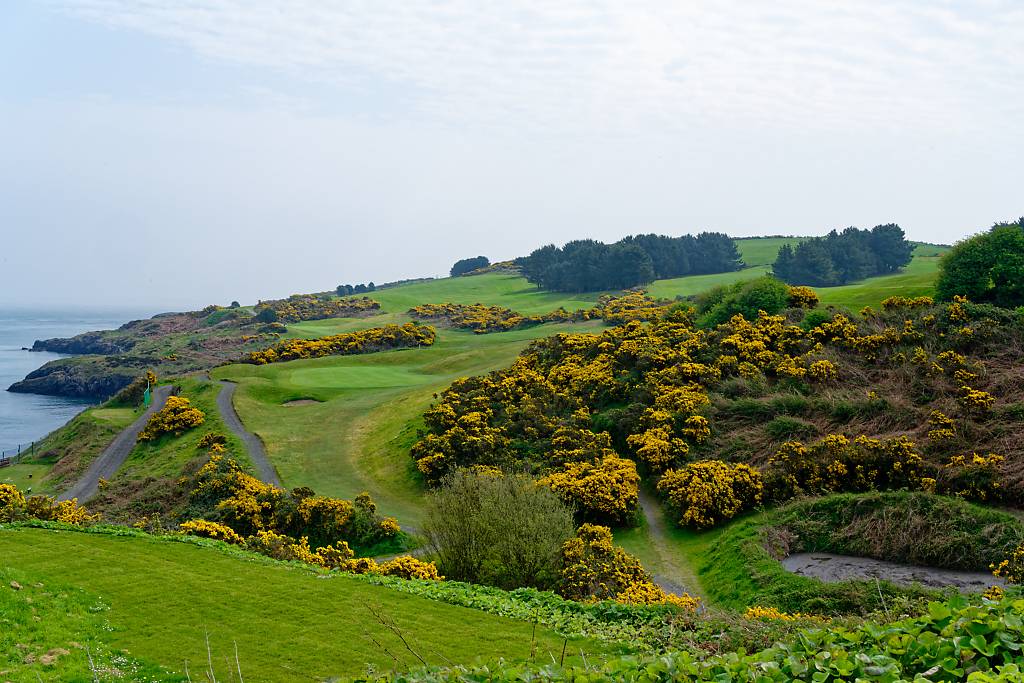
[2,1,1021,310]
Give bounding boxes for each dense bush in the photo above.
[0,484,97,525]
[936,220,1024,307]
[450,256,490,276]
[657,460,763,529]
[187,455,400,553]
[422,469,574,590]
[559,524,699,610]
[517,232,741,292]
[409,302,576,333]
[247,322,435,364]
[414,294,1024,532]
[772,224,914,286]
[695,276,791,327]
[254,294,379,323]
[137,395,205,441]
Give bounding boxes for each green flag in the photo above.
[143,382,151,407]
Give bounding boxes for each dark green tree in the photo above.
[450,256,490,277]
[937,221,1024,307]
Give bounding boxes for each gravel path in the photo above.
[216,380,282,487]
[58,385,173,502]
[783,552,1006,592]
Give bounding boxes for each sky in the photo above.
[1,1,1021,311]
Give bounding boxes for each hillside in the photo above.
[14,232,1021,682]
[0,525,615,681]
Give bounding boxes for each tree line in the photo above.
[772,224,914,287]
[515,232,742,293]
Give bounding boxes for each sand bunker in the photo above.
[282,399,321,406]
[782,552,1005,592]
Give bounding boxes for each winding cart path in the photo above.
[58,385,173,502]
[216,379,282,487]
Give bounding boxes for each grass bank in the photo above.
[0,526,614,681]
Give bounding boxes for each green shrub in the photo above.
[697,276,791,328]
[422,469,574,590]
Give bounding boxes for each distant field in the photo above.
[734,236,806,267]
[816,246,947,311]
[0,527,609,681]
[214,320,608,525]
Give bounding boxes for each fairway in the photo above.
[289,365,434,389]
[816,252,944,310]
[214,321,607,525]
[0,527,611,681]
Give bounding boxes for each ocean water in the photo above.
[0,309,152,455]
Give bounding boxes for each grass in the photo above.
[119,377,249,482]
[0,526,612,681]
[213,321,607,526]
[0,565,178,681]
[6,403,141,496]
[816,250,946,311]
[734,237,807,267]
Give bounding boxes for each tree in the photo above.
[870,224,915,274]
[696,276,791,327]
[450,256,490,277]
[255,307,278,323]
[515,231,743,293]
[422,469,575,590]
[771,225,912,287]
[229,301,240,308]
[602,243,655,289]
[937,221,1024,307]
[336,284,354,296]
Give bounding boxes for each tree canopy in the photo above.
[936,219,1024,308]
[450,256,490,277]
[772,225,914,287]
[516,232,741,293]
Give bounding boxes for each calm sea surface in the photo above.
[0,309,152,454]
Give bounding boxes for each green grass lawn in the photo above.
[214,321,607,526]
[0,527,611,681]
[735,236,807,267]
[816,251,945,311]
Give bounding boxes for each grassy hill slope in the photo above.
[0,526,612,681]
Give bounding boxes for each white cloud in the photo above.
[48,0,1024,134]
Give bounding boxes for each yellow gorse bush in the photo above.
[657,461,763,529]
[138,395,205,441]
[409,302,576,333]
[539,456,640,525]
[179,519,244,544]
[787,286,819,309]
[254,294,379,323]
[248,323,436,364]
[744,606,827,622]
[0,484,98,525]
[559,524,698,610]
[881,295,934,310]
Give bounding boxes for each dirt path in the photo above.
[58,385,173,502]
[216,380,282,487]
[637,487,701,596]
[783,552,1005,592]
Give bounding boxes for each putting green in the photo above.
[287,365,433,389]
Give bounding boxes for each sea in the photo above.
[0,308,152,456]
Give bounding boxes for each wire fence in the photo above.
[0,441,37,467]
